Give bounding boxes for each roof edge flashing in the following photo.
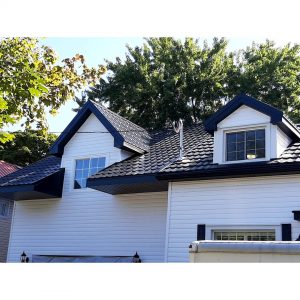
[204,94,284,134]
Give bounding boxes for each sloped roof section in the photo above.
[88,123,211,180]
[49,100,150,156]
[0,156,64,200]
[204,94,300,141]
[92,101,150,153]
[0,161,21,178]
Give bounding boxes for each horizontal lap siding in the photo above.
[0,200,13,262]
[7,191,167,262]
[7,114,168,262]
[166,175,300,262]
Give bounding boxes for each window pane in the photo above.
[236,151,244,160]
[246,149,256,159]
[246,130,255,140]
[227,152,236,161]
[246,140,255,150]
[82,169,89,178]
[236,142,244,151]
[83,159,90,169]
[91,158,98,168]
[227,133,236,143]
[236,132,245,142]
[81,179,87,188]
[213,230,275,241]
[256,149,265,158]
[75,169,82,179]
[227,143,236,152]
[97,157,106,168]
[74,157,106,189]
[256,139,265,149]
[76,159,84,169]
[89,167,98,176]
[256,129,265,140]
[226,129,265,162]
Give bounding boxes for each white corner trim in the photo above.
[164,182,172,262]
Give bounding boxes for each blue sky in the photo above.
[5,37,299,133]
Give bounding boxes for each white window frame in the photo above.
[206,225,281,241]
[221,124,270,164]
[72,154,108,191]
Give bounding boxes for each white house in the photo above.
[2,94,300,263]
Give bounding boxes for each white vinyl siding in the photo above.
[7,113,167,263]
[166,175,300,262]
[7,191,167,262]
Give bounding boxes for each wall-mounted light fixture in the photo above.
[132,252,141,263]
[20,251,29,263]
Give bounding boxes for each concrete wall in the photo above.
[189,241,300,262]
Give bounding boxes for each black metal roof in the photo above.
[3,95,300,196]
[50,100,150,155]
[0,156,64,200]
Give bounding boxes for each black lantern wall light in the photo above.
[20,251,29,263]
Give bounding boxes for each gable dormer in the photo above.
[50,100,150,156]
[204,94,300,165]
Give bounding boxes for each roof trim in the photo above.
[204,94,284,133]
[87,174,168,195]
[49,101,145,156]
[156,161,300,181]
[0,168,65,200]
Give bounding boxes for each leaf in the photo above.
[28,87,42,97]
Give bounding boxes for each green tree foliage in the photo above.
[230,41,300,121]
[0,38,106,142]
[81,37,234,129]
[79,38,300,129]
[0,130,57,166]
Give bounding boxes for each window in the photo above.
[0,200,9,217]
[74,157,106,189]
[226,129,265,161]
[213,230,275,241]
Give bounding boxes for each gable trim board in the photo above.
[204,94,300,141]
[49,101,149,156]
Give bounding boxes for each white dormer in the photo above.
[204,95,300,165]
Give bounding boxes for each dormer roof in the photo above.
[49,100,151,156]
[204,94,300,140]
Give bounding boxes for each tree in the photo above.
[0,130,57,166]
[78,38,300,129]
[0,38,106,142]
[229,40,300,122]
[80,37,234,129]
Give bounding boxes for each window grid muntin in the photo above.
[74,157,106,189]
[226,129,265,161]
[0,200,9,217]
[213,230,275,241]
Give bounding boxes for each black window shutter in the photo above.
[281,224,292,241]
[197,224,206,240]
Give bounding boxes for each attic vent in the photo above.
[173,119,184,160]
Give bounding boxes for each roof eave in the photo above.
[0,168,65,200]
[156,161,300,181]
[87,174,168,195]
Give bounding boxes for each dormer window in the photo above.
[74,157,106,189]
[226,129,265,162]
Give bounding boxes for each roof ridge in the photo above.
[90,100,148,134]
